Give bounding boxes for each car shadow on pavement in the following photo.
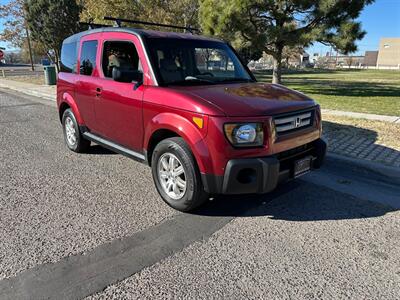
[85,145,118,155]
[193,180,398,222]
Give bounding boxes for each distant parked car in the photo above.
[41,59,51,66]
[0,48,5,65]
[57,20,326,212]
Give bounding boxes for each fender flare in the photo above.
[144,113,212,174]
[60,92,84,125]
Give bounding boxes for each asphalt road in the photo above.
[0,89,399,299]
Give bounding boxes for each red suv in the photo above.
[57,25,326,212]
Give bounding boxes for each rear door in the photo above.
[93,33,148,152]
[75,33,102,132]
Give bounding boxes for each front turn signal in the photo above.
[193,117,204,129]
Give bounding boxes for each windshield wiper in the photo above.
[167,77,216,86]
[216,78,255,83]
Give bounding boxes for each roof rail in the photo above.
[104,17,200,34]
[79,22,110,30]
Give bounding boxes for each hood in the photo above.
[176,83,317,117]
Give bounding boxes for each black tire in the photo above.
[62,109,90,153]
[151,137,209,212]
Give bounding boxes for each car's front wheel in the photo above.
[151,137,209,212]
[62,108,90,153]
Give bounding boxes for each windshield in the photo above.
[146,38,254,86]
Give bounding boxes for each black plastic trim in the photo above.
[82,132,148,164]
[201,138,327,195]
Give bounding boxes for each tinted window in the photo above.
[80,40,98,76]
[61,42,78,73]
[102,41,141,78]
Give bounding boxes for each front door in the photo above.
[75,35,102,131]
[94,36,145,152]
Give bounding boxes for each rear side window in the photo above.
[60,42,78,73]
[80,40,98,76]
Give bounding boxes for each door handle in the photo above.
[95,87,102,97]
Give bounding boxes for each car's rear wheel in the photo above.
[62,109,90,153]
[152,137,209,212]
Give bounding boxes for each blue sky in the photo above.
[1,0,399,54]
[308,0,400,55]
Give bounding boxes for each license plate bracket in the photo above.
[294,156,313,177]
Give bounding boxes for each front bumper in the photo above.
[202,138,327,195]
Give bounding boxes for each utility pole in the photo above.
[23,8,34,71]
[25,26,34,71]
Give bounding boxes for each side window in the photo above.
[80,40,98,76]
[61,42,78,73]
[102,41,141,78]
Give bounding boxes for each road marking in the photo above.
[0,213,234,300]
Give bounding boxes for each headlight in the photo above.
[224,123,264,147]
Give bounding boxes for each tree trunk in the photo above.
[272,45,283,84]
[25,25,35,71]
[54,50,60,73]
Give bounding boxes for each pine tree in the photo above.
[200,0,375,84]
[24,0,82,71]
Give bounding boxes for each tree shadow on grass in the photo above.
[253,68,369,81]
[254,70,400,103]
[286,79,400,98]
[253,69,341,77]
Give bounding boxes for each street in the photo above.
[0,89,399,299]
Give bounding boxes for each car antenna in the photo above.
[104,16,200,34]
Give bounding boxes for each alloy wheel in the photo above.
[157,153,187,200]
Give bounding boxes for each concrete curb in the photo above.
[0,81,55,102]
[322,109,400,123]
[327,152,400,181]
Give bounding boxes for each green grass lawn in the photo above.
[254,69,400,116]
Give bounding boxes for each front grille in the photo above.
[276,143,313,161]
[276,143,315,172]
[274,109,314,135]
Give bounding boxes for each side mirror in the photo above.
[112,67,143,84]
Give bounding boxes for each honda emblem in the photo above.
[294,117,302,128]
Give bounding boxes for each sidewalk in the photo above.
[322,109,400,124]
[0,78,56,101]
[0,78,399,171]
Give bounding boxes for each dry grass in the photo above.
[4,75,45,85]
[323,114,400,150]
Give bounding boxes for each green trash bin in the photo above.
[44,65,57,85]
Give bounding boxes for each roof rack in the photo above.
[104,16,200,34]
[79,22,110,30]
